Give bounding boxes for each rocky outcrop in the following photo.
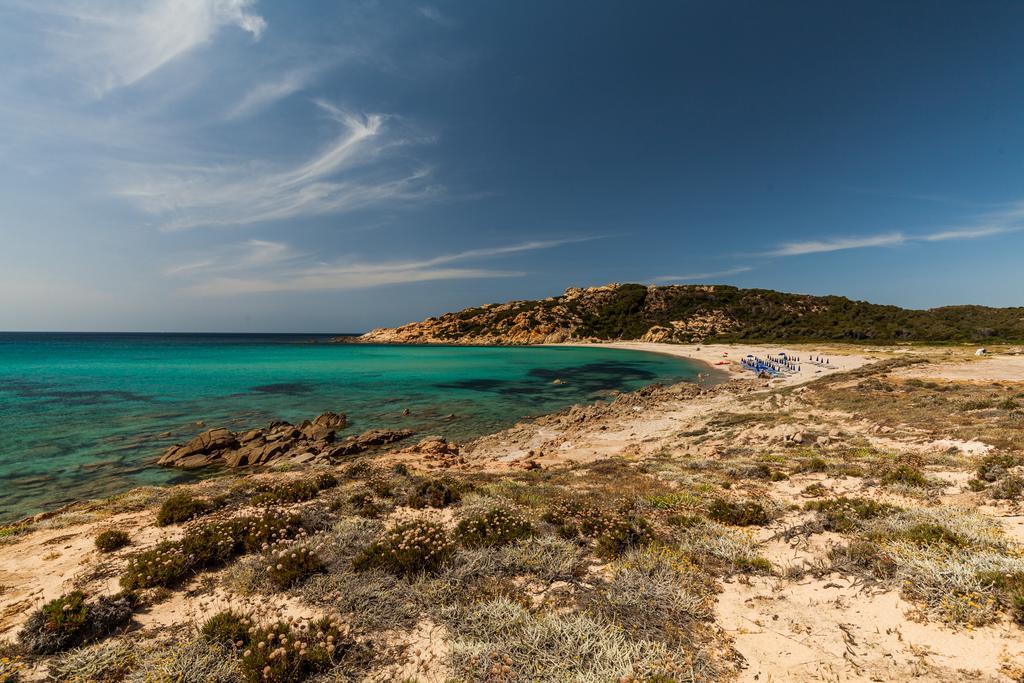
[323,428,415,458]
[156,412,413,470]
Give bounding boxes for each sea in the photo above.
[0,333,706,522]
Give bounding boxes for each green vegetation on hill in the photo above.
[381,283,1024,344]
[574,284,1024,342]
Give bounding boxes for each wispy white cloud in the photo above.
[166,238,586,295]
[765,221,1021,257]
[22,0,266,98]
[417,6,457,28]
[652,266,753,283]
[920,225,1014,242]
[226,66,318,119]
[766,233,906,257]
[119,101,437,230]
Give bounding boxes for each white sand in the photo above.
[547,341,873,386]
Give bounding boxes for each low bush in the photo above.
[797,456,829,473]
[990,475,1024,500]
[239,617,353,683]
[805,497,896,533]
[353,520,455,576]
[201,609,253,649]
[312,472,338,491]
[455,509,534,548]
[121,512,304,589]
[252,480,321,506]
[899,523,964,547]
[266,543,325,589]
[594,516,654,559]
[156,492,214,526]
[18,591,134,655]
[348,491,389,519]
[977,453,1020,482]
[49,638,137,683]
[367,474,395,498]
[94,529,130,553]
[342,461,375,480]
[880,464,929,488]
[406,478,465,509]
[707,499,769,526]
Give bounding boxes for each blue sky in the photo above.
[1,1,1023,332]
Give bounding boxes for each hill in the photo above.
[359,283,1024,345]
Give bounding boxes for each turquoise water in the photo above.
[0,333,704,521]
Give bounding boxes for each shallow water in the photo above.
[0,333,704,521]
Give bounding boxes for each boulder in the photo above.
[327,428,415,458]
[157,427,238,466]
[300,411,347,442]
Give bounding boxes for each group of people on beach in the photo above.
[740,351,833,377]
[742,353,799,376]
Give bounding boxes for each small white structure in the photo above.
[975,348,988,356]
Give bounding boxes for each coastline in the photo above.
[544,340,874,386]
[2,344,1024,681]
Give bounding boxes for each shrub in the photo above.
[880,464,928,488]
[455,509,534,548]
[121,513,305,589]
[128,639,238,682]
[367,475,395,498]
[990,475,1024,500]
[201,610,253,648]
[805,497,896,533]
[797,456,829,473]
[542,499,614,539]
[239,617,353,683]
[900,523,964,547]
[266,543,324,589]
[49,639,137,683]
[252,480,321,506]
[594,517,654,559]
[392,462,410,476]
[156,492,213,526]
[312,472,338,491]
[342,461,375,480]
[406,478,464,509]
[707,499,769,526]
[120,542,191,590]
[94,529,130,553]
[347,491,385,519]
[977,453,1020,482]
[18,591,133,655]
[353,520,455,576]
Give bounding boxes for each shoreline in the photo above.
[2,344,1023,681]
[545,340,874,386]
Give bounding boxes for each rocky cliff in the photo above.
[357,283,1024,345]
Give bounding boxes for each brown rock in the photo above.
[300,411,347,442]
[157,427,238,466]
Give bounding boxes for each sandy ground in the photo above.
[549,341,875,386]
[896,354,1024,382]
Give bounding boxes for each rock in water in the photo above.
[157,428,238,469]
[157,418,408,469]
[299,411,347,442]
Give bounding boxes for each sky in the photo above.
[1,0,1023,333]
